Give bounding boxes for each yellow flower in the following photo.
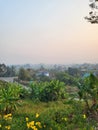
[5,125,11,130]
[0,124,2,128]
[26,117,29,122]
[27,123,30,128]
[35,122,42,128]
[4,113,12,120]
[31,125,38,130]
[35,113,39,118]
[27,121,38,130]
[27,121,35,128]
[83,114,86,119]
[30,121,35,126]
[7,113,12,117]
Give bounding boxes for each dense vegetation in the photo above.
[0,73,98,130]
[30,80,66,102]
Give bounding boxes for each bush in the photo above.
[30,80,66,102]
[77,73,98,117]
[0,83,22,114]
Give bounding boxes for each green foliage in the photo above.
[68,67,80,77]
[18,68,31,81]
[0,64,7,76]
[0,80,8,89]
[9,101,98,130]
[0,83,22,114]
[37,75,51,82]
[30,80,66,102]
[4,66,16,77]
[20,88,31,99]
[0,64,16,77]
[0,98,98,130]
[55,72,78,86]
[0,73,98,129]
[0,113,12,130]
[77,73,98,115]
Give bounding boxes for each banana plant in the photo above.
[0,83,22,114]
[30,80,65,102]
[77,73,98,115]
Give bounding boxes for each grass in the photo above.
[13,98,98,130]
[11,99,68,130]
[1,98,98,130]
[17,99,66,115]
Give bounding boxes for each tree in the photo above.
[0,64,7,76]
[18,68,31,81]
[68,67,80,77]
[85,0,98,24]
[4,66,16,77]
[0,64,16,77]
[77,73,98,115]
[54,71,78,86]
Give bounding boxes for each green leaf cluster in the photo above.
[0,83,22,114]
[77,73,98,114]
[30,80,66,102]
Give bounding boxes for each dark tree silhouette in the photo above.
[85,0,98,24]
[0,64,7,76]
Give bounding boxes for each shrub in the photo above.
[30,80,66,102]
[0,83,21,114]
[77,73,98,116]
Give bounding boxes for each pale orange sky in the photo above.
[0,0,98,64]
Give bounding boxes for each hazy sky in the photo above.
[0,0,98,65]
